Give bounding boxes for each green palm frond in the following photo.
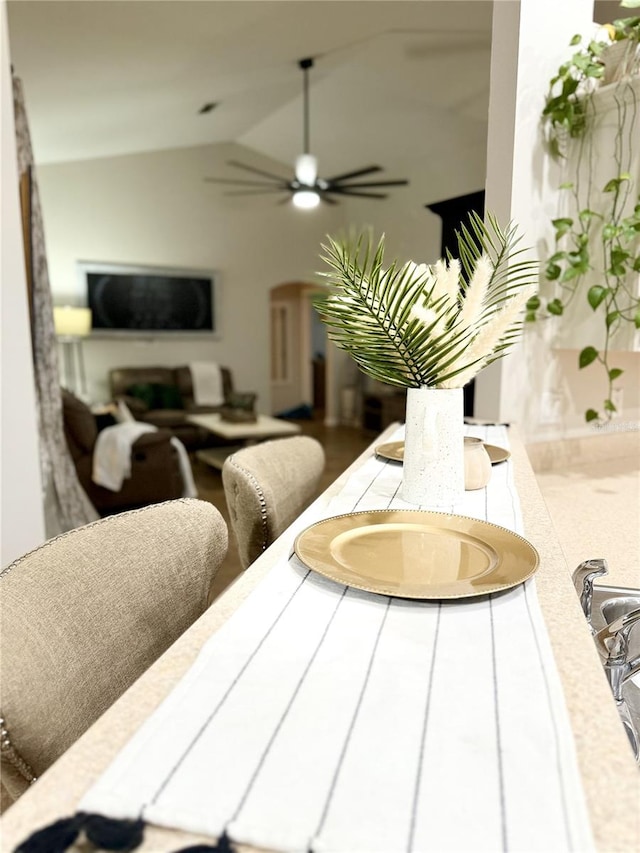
[314,212,539,389]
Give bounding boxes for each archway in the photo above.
[269,282,326,420]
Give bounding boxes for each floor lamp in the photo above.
[53,306,92,399]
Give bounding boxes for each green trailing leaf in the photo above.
[587,285,607,310]
[562,77,580,97]
[585,409,599,423]
[603,176,630,193]
[526,295,541,311]
[552,217,573,238]
[609,247,630,277]
[545,262,562,280]
[603,223,621,240]
[559,265,583,282]
[578,208,599,224]
[579,346,599,368]
[539,20,640,424]
[604,399,617,412]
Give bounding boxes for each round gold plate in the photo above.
[484,443,511,464]
[374,440,404,462]
[293,510,539,600]
[375,441,511,465]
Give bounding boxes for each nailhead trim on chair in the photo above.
[228,456,269,554]
[0,714,37,784]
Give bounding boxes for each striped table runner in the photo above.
[80,426,594,852]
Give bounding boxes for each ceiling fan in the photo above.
[205,57,409,209]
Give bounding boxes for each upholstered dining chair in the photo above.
[0,498,228,810]
[222,436,325,569]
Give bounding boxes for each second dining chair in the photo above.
[222,435,326,569]
[0,498,227,810]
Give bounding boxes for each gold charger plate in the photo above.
[374,440,405,462]
[374,440,511,465]
[293,510,539,600]
[484,443,511,464]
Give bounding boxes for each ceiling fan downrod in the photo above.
[300,57,313,155]
[203,54,409,206]
[295,57,319,190]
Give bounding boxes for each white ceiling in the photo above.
[7,0,495,196]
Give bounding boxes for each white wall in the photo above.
[37,141,448,412]
[38,143,342,410]
[477,0,640,441]
[1,1,45,565]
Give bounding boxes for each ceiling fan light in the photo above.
[295,153,318,186]
[292,189,321,210]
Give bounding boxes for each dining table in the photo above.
[2,423,638,853]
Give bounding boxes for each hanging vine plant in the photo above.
[529,8,640,424]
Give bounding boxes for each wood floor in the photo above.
[192,418,374,603]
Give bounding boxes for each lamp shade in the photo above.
[53,306,92,338]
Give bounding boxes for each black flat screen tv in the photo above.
[79,262,218,336]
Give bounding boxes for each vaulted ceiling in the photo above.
[7,1,495,203]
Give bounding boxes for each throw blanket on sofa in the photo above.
[92,422,197,498]
[189,361,224,406]
[169,437,198,499]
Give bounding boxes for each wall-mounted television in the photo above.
[78,262,218,337]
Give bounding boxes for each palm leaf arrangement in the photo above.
[314,212,539,389]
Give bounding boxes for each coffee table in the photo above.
[186,412,301,470]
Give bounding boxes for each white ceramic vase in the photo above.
[401,386,464,507]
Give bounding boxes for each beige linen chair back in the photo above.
[222,436,325,569]
[0,498,227,808]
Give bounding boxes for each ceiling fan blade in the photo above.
[323,165,383,183]
[334,179,409,189]
[224,188,291,196]
[227,159,291,183]
[325,187,388,199]
[205,177,289,187]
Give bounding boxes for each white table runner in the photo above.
[81,426,594,852]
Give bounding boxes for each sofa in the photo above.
[62,389,184,515]
[109,365,234,450]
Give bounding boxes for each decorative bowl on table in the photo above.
[220,392,257,423]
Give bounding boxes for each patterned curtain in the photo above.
[12,72,98,534]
